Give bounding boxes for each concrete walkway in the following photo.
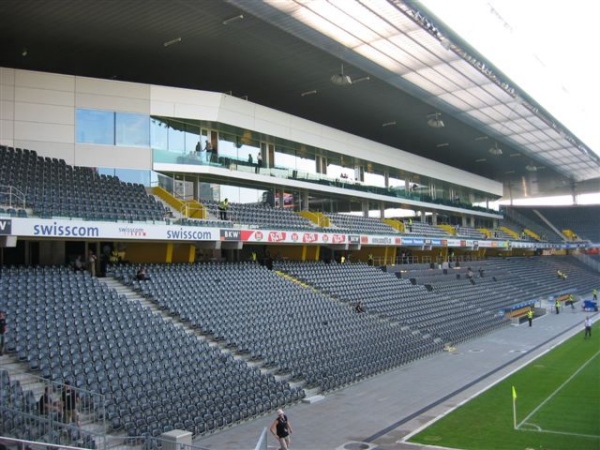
[194,303,598,450]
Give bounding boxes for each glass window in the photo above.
[151,118,168,150]
[76,109,114,145]
[116,112,150,147]
[184,123,200,154]
[167,124,185,153]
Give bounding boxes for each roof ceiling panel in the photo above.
[428,64,474,90]
[438,92,480,111]
[401,72,447,95]
[413,67,463,92]
[387,34,441,67]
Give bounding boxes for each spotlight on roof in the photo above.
[331,63,352,86]
[427,112,445,128]
[525,163,537,172]
[489,143,503,156]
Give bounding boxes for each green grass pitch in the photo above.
[409,322,600,450]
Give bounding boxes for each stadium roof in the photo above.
[1,0,598,198]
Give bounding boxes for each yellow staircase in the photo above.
[299,211,329,227]
[478,228,492,238]
[438,224,456,235]
[383,218,403,232]
[499,226,519,239]
[151,186,208,219]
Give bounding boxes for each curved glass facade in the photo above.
[77,108,499,221]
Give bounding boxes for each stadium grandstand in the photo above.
[0,1,598,450]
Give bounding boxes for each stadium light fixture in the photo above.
[489,143,503,156]
[427,112,445,128]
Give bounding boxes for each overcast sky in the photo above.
[421,0,599,157]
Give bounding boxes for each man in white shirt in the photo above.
[584,316,592,339]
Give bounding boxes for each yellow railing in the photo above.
[438,224,456,235]
[152,186,207,219]
[383,218,403,232]
[499,226,519,239]
[299,211,329,227]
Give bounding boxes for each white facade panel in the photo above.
[254,117,292,141]
[1,100,15,121]
[15,102,74,125]
[0,71,15,145]
[16,70,74,92]
[220,96,256,119]
[0,84,15,102]
[76,76,149,99]
[75,144,152,170]
[150,86,221,121]
[15,140,75,163]
[148,100,176,117]
[0,120,14,145]
[14,121,73,144]
[15,86,75,107]
[173,103,219,121]
[0,67,16,86]
[217,108,255,131]
[75,92,150,114]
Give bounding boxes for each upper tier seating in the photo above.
[403,220,452,237]
[0,146,166,222]
[532,205,600,242]
[325,213,399,234]
[454,226,486,239]
[203,200,316,229]
[502,206,564,242]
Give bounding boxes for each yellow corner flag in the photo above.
[512,386,517,401]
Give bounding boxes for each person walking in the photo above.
[62,381,79,426]
[584,316,592,339]
[256,152,263,173]
[0,310,6,356]
[593,288,598,301]
[555,298,560,315]
[218,198,229,220]
[270,408,293,450]
[567,294,576,311]
[204,138,213,163]
[88,251,97,277]
[527,308,534,327]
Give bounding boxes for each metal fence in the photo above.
[0,371,106,449]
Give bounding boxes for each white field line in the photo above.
[518,425,599,440]
[517,348,600,429]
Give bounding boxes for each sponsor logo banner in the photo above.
[331,234,346,244]
[0,219,12,235]
[348,235,361,244]
[268,231,287,242]
[220,229,240,241]
[302,232,319,243]
[9,218,216,241]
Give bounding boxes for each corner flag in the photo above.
[511,386,518,429]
